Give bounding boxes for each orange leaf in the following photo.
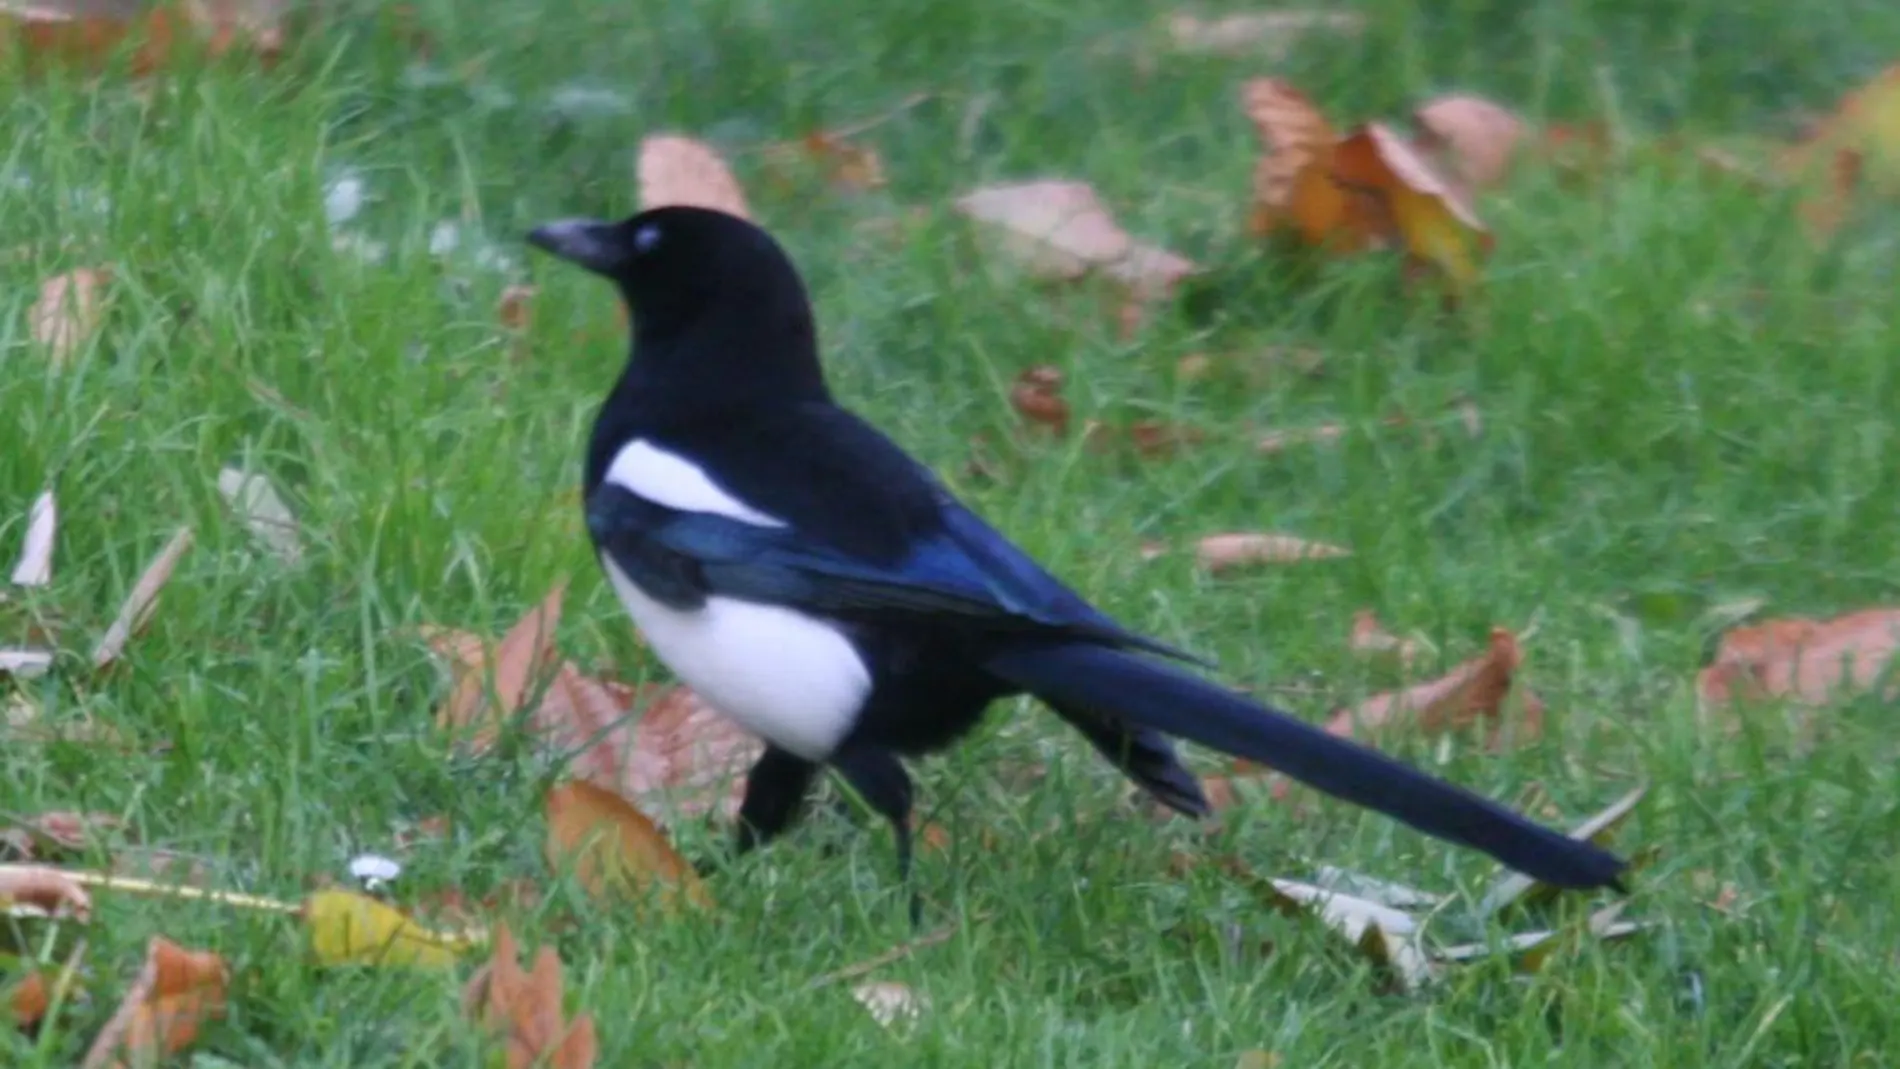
[78,937,227,1069]
[9,970,50,1031]
[29,266,110,366]
[1413,94,1526,190]
[543,779,709,911]
[799,131,889,191]
[464,924,598,1069]
[621,684,761,822]
[1781,64,1900,195]
[637,134,752,219]
[1332,123,1492,295]
[435,581,567,749]
[1241,79,1369,248]
[1696,608,1900,709]
[1008,365,1071,435]
[497,284,537,331]
[1326,628,1540,747]
[1195,532,1351,573]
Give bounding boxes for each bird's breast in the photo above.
[602,557,869,761]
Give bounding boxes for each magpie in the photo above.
[526,206,1628,915]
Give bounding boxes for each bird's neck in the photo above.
[582,317,831,494]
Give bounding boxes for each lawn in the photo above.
[4,0,1900,1064]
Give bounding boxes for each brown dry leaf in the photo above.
[954,180,1198,301]
[622,683,761,823]
[1009,365,1071,435]
[435,581,567,751]
[9,969,51,1031]
[1242,78,1367,248]
[765,131,888,192]
[28,266,110,366]
[1325,627,1540,747]
[1235,1052,1284,1069]
[544,778,709,912]
[1413,94,1527,190]
[78,936,226,1069]
[497,284,537,331]
[1195,532,1351,573]
[1478,785,1647,916]
[1697,607,1900,709]
[1331,123,1493,297]
[9,490,56,586]
[464,924,598,1069]
[1781,64,1900,195]
[216,466,304,565]
[1163,9,1363,57]
[0,865,91,918]
[851,981,927,1028]
[637,134,752,219]
[88,526,192,671]
[1348,609,1426,674]
[1256,420,1348,455]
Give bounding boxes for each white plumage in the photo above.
[600,439,870,760]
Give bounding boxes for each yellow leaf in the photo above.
[1333,123,1493,295]
[543,779,710,912]
[303,889,478,968]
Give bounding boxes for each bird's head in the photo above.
[526,206,816,353]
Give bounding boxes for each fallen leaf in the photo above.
[1325,627,1539,747]
[1234,1051,1284,1069]
[0,648,52,679]
[1781,63,1900,196]
[1348,609,1426,674]
[954,180,1197,301]
[89,527,192,671]
[543,779,709,911]
[637,134,752,219]
[1162,9,1362,57]
[0,811,120,860]
[303,888,477,968]
[9,490,56,586]
[497,284,537,331]
[1195,532,1351,573]
[463,923,598,1069]
[28,266,109,366]
[764,131,888,192]
[216,466,304,565]
[1009,365,1071,435]
[0,865,91,919]
[621,683,761,823]
[78,936,225,1069]
[1435,900,1645,970]
[1478,785,1647,916]
[1413,94,1526,190]
[1262,877,1438,991]
[1796,147,1863,244]
[1308,865,1443,910]
[1331,123,1492,296]
[435,581,567,750]
[1243,78,1368,248]
[1696,607,1900,709]
[1256,420,1349,454]
[8,969,50,1031]
[851,981,927,1028]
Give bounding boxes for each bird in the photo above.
[525,205,1628,918]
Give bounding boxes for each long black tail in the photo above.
[984,641,1627,890]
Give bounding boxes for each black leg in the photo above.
[728,745,819,863]
[829,744,921,927]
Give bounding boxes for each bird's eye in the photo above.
[633,224,662,254]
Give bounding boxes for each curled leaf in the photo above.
[434,581,567,750]
[1325,628,1540,748]
[89,527,193,671]
[1331,123,1492,295]
[1413,94,1526,190]
[1195,533,1351,573]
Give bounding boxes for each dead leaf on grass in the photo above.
[463,923,598,1069]
[1325,627,1541,748]
[434,582,567,751]
[77,936,225,1069]
[9,490,56,586]
[0,865,91,919]
[1009,365,1071,435]
[954,180,1198,304]
[764,131,888,192]
[1,811,121,861]
[497,283,537,331]
[637,134,752,219]
[1162,9,1363,57]
[1696,607,1900,709]
[216,466,304,565]
[1435,900,1645,971]
[621,683,760,822]
[1348,609,1427,674]
[1413,94,1526,190]
[1260,876,1438,991]
[303,888,477,968]
[1195,532,1351,573]
[0,648,53,679]
[543,779,709,912]
[88,527,193,671]
[29,266,109,366]
[1331,123,1492,296]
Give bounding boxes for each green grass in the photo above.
[5,0,1900,1064]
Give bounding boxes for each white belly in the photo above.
[604,558,869,760]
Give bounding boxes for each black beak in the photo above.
[526,217,624,275]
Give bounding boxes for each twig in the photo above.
[807,910,986,989]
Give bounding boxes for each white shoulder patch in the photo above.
[605,439,786,527]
